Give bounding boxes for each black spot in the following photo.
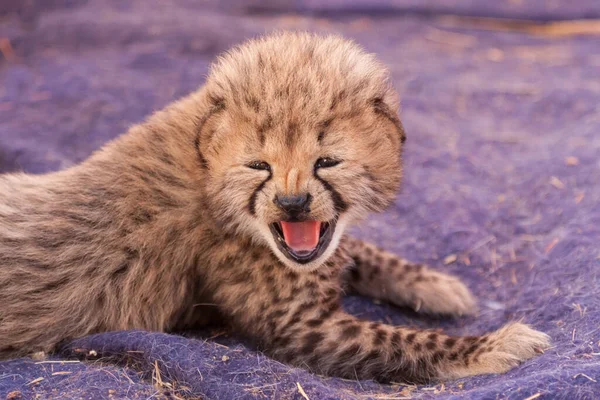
[432,351,445,364]
[124,247,139,260]
[341,324,361,340]
[265,276,276,287]
[336,90,347,103]
[306,318,325,328]
[265,321,279,337]
[285,270,299,280]
[111,263,129,281]
[273,335,291,349]
[318,302,340,320]
[266,309,287,321]
[444,338,457,349]
[329,96,338,111]
[373,329,388,346]
[320,118,333,129]
[290,286,301,296]
[207,94,225,108]
[368,266,381,281]
[317,119,333,143]
[463,344,479,358]
[246,96,260,112]
[305,280,318,290]
[282,315,303,333]
[96,291,106,309]
[405,333,416,344]
[300,331,324,355]
[271,294,282,304]
[159,151,174,167]
[286,121,299,148]
[348,263,361,282]
[260,262,273,272]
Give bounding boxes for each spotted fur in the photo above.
[0,32,549,382]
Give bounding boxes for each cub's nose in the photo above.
[273,193,312,217]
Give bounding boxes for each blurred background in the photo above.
[1,0,599,173]
[1,1,599,399]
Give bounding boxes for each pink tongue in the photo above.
[280,221,321,252]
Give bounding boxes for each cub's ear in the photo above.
[371,96,406,144]
[194,92,227,169]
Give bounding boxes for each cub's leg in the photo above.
[213,252,550,383]
[343,237,476,316]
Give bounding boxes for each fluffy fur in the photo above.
[0,32,549,383]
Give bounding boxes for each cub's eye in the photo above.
[247,161,271,171]
[315,157,341,169]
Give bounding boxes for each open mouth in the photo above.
[269,220,336,264]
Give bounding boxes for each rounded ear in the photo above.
[371,96,407,144]
[194,92,227,169]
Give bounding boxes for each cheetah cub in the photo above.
[0,32,549,383]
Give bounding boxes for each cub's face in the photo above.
[198,33,405,271]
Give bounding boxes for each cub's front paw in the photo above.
[393,268,477,316]
[484,322,551,366]
[440,322,551,380]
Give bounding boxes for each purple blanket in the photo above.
[1,1,599,399]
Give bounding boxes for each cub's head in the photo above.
[197,32,406,271]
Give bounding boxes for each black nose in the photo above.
[274,193,312,216]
